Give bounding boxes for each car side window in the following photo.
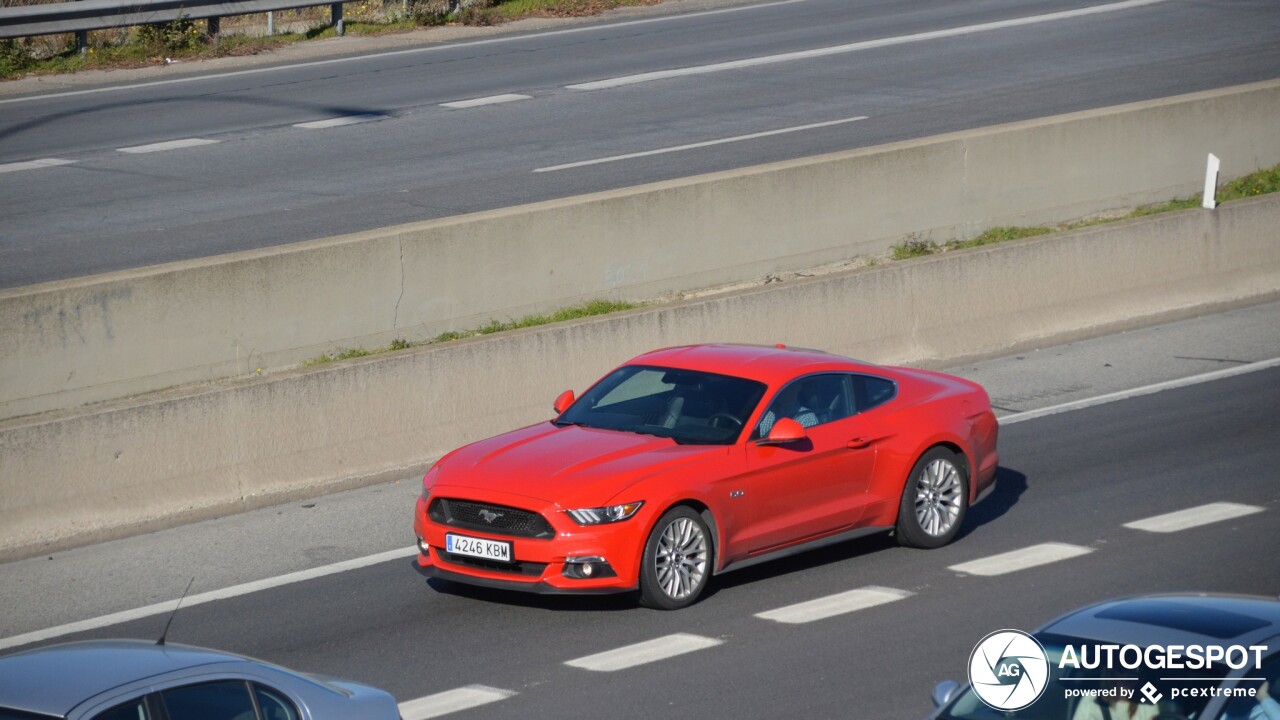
[91,698,149,720]
[253,684,300,720]
[850,374,895,413]
[1214,649,1280,720]
[160,681,256,720]
[755,374,854,438]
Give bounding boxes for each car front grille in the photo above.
[436,549,548,577]
[427,498,555,539]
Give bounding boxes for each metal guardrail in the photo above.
[0,0,348,42]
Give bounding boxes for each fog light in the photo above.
[416,535,430,555]
[564,556,617,580]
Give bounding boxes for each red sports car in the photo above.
[413,344,999,609]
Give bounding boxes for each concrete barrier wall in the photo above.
[2,194,1278,560]
[4,79,1279,421]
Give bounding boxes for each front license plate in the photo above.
[445,534,513,563]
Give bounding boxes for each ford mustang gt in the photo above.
[413,343,999,609]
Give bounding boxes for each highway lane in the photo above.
[1,304,1277,718]
[1,0,1278,287]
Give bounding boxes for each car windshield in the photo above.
[939,633,1240,720]
[555,365,767,445]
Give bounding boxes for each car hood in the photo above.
[433,422,725,507]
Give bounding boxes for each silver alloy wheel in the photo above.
[914,458,964,537]
[654,517,709,600]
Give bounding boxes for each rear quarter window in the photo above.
[850,375,896,412]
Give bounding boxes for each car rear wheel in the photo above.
[896,447,968,549]
[639,506,712,610]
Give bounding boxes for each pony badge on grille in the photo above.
[478,509,504,524]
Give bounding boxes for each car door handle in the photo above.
[846,437,875,449]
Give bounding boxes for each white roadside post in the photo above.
[1203,153,1220,209]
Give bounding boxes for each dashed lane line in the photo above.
[117,138,219,153]
[293,114,385,129]
[948,542,1094,577]
[755,585,912,624]
[0,0,805,106]
[1123,502,1265,533]
[398,685,516,720]
[441,94,532,109]
[8,361,1276,651]
[0,158,75,173]
[564,633,722,672]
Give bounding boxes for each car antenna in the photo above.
[157,576,196,646]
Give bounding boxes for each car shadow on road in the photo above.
[408,465,1027,610]
[411,561,639,612]
[955,466,1028,542]
[704,466,1029,599]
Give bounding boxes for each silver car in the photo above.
[0,640,399,719]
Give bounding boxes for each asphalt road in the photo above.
[2,0,1279,288]
[2,300,1278,719]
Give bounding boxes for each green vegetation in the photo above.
[317,163,1280,367]
[1,0,659,80]
[302,298,639,366]
[889,163,1280,260]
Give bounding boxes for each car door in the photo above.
[741,374,878,553]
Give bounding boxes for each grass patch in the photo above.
[469,0,659,22]
[891,236,938,260]
[888,162,1280,260]
[301,298,639,367]
[1,0,661,80]
[948,225,1054,249]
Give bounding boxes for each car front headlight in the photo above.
[566,501,644,526]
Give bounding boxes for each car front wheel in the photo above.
[896,447,969,549]
[639,506,712,610]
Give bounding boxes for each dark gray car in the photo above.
[0,640,399,720]
[928,594,1280,720]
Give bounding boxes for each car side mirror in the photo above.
[553,390,575,415]
[932,680,960,708]
[758,417,806,445]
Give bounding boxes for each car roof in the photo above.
[1038,594,1280,647]
[627,344,882,386]
[0,640,249,717]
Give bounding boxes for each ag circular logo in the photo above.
[968,629,1050,711]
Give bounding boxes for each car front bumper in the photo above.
[413,490,645,594]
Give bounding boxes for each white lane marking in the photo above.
[949,542,1093,576]
[117,138,219,154]
[293,113,384,129]
[441,94,532,109]
[565,633,722,672]
[7,357,1270,652]
[0,0,805,106]
[0,546,418,652]
[1124,502,1265,533]
[0,158,75,174]
[566,0,1168,91]
[755,585,912,624]
[398,685,516,720]
[1000,357,1280,425]
[535,116,867,172]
